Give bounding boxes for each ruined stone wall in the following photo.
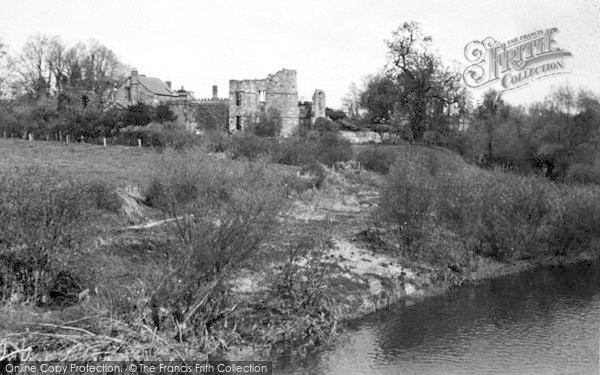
[311,89,326,122]
[228,69,299,136]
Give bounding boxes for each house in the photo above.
[110,68,194,107]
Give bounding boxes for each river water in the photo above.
[276,260,600,375]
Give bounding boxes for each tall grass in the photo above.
[379,147,600,264]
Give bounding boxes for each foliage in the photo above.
[86,181,121,213]
[565,163,600,185]
[195,102,228,131]
[228,132,277,161]
[143,150,286,335]
[0,168,89,303]
[379,151,437,252]
[313,117,339,132]
[252,108,283,137]
[325,107,347,121]
[310,131,353,167]
[119,122,200,149]
[355,147,398,174]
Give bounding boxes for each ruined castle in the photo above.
[228,69,325,136]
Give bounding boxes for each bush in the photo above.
[252,109,282,137]
[355,147,398,174]
[300,160,327,189]
[87,182,121,213]
[463,174,553,260]
[565,163,600,185]
[202,129,231,153]
[549,186,600,256]
[0,168,89,303]
[119,122,201,149]
[380,153,437,252]
[228,132,278,161]
[275,138,317,166]
[143,150,286,333]
[312,132,353,167]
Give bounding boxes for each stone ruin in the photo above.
[228,69,326,136]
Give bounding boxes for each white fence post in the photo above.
[138,138,142,148]
[28,133,33,142]
[66,135,70,144]
[103,137,107,147]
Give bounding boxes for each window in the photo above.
[125,86,131,101]
[236,91,243,106]
[236,116,242,130]
[258,90,266,103]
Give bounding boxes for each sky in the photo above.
[1,0,599,108]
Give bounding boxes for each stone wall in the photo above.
[228,69,299,136]
[311,89,326,122]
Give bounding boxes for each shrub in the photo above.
[275,138,316,166]
[87,182,121,213]
[120,122,202,149]
[252,109,282,137]
[549,186,600,256]
[300,160,327,189]
[228,132,277,161]
[380,153,437,252]
[355,147,398,174]
[143,150,286,333]
[461,174,553,260]
[0,168,89,303]
[565,163,600,185]
[202,129,231,153]
[312,132,353,167]
[313,117,339,132]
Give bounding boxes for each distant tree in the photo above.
[325,107,346,121]
[342,82,362,119]
[385,21,468,139]
[16,34,53,97]
[360,74,401,124]
[476,88,506,163]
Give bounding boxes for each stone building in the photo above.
[311,89,326,122]
[228,69,300,136]
[111,68,194,106]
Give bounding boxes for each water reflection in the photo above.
[277,261,600,375]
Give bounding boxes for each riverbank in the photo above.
[1,139,598,364]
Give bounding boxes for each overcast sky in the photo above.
[1,0,599,107]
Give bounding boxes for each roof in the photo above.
[125,75,178,97]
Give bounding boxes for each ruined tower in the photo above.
[228,69,300,136]
[311,89,326,123]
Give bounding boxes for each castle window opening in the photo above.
[236,116,242,130]
[259,90,266,103]
[236,91,243,106]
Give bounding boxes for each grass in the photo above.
[0,138,160,186]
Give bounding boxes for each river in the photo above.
[276,260,600,374]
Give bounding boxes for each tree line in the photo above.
[339,22,600,183]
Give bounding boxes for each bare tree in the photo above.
[342,82,362,119]
[16,34,54,97]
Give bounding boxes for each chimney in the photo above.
[212,85,218,99]
[131,68,138,80]
[165,81,171,90]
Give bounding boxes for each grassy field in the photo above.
[0,138,162,186]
